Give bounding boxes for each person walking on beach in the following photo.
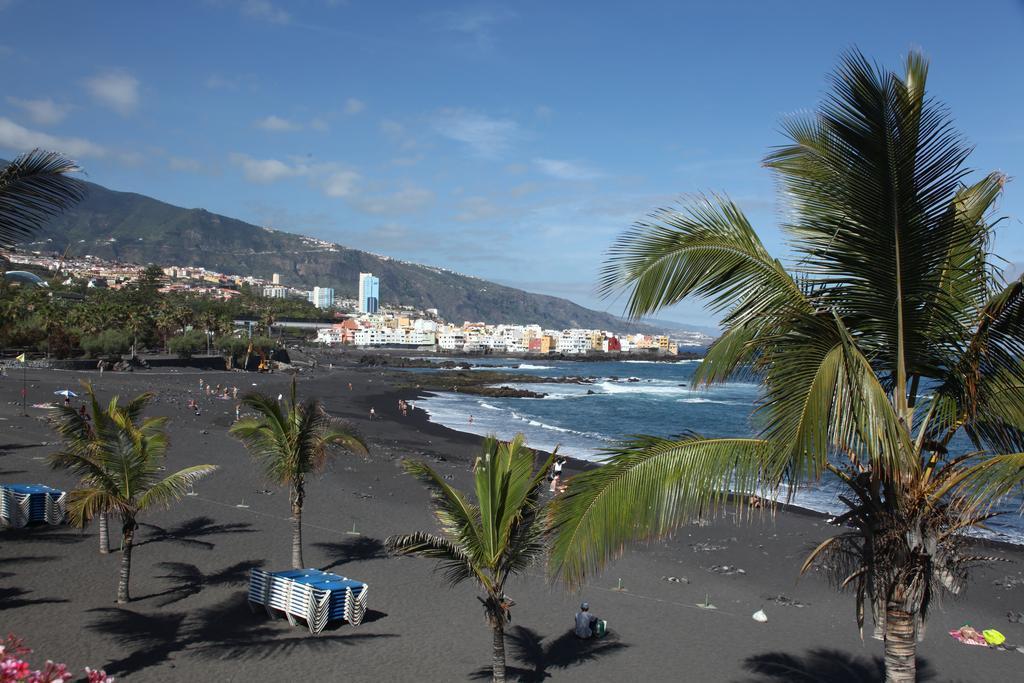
[369,407,376,420]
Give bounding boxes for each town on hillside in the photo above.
[1,248,714,355]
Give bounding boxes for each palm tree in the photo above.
[0,149,86,247]
[50,388,216,602]
[50,381,151,554]
[387,436,554,683]
[548,49,1024,683]
[229,378,367,568]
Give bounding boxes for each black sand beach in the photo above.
[3,361,1024,681]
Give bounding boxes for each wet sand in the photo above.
[2,361,1023,681]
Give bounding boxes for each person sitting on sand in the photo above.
[575,602,599,639]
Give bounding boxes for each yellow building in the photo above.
[540,335,555,354]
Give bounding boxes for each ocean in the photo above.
[413,357,1024,545]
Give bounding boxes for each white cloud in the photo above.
[455,196,501,222]
[310,117,329,132]
[0,117,105,157]
[230,153,302,183]
[5,97,69,125]
[241,0,290,24]
[534,157,603,181]
[83,71,139,115]
[205,74,237,90]
[353,185,434,214]
[322,170,360,198]
[433,108,518,158]
[344,97,365,115]
[168,156,203,173]
[255,115,301,132]
[433,5,514,47]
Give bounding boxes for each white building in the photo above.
[438,332,466,351]
[263,285,287,298]
[315,328,345,345]
[308,286,335,309]
[272,273,281,285]
[556,329,593,355]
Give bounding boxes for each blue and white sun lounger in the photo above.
[248,568,369,634]
[0,484,66,528]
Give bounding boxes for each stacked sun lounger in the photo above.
[0,484,67,528]
[248,568,369,634]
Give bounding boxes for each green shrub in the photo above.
[80,328,131,357]
[168,330,207,358]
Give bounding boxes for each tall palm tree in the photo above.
[229,378,367,568]
[548,49,1024,683]
[387,436,554,683]
[0,149,86,247]
[50,389,217,603]
[50,381,152,554]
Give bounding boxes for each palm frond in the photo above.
[137,465,218,510]
[548,435,784,588]
[385,531,480,587]
[0,149,86,247]
[955,453,1024,512]
[402,458,485,561]
[600,194,810,321]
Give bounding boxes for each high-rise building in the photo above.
[272,273,281,285]
[308,286,335,309]
[358,272,379,314]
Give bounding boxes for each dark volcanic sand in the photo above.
[2,362,1024,681]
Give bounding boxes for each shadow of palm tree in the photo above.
[89,593,397,677]
[0,555,59,566]
[136,516,255,550]
[134,559,266,607]
[1,527,87,544]
[314,536,386,571]
[739,648,936,682]
[470,626,628,681]
[0,586,70,610]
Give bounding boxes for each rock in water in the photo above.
[752,609,768,623]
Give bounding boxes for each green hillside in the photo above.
[21,177,655,332]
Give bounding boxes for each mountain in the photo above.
[20,175,661,332]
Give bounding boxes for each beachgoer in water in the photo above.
[468,414,474,424]
[575,602,599,639]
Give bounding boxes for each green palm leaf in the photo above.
[548,435,785,588]
[0,149,86,247]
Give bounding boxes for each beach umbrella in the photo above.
[54,390,78,398]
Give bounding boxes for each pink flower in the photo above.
[84,668,114,683]
[1,657,31,681]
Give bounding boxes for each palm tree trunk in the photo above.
[116,519,136,604]
[98,512,109,554]
[883,602,916,683]
[491,617,506,683]
[291,483,304,569]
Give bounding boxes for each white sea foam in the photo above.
[517,364,555,370]
[676,397,744,405]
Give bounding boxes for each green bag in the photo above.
[594,619,607,637]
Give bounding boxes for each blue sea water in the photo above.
[414,358,1024,545]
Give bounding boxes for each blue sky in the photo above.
[1,0,1022,329]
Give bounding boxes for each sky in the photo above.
[1,0,1022,330]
